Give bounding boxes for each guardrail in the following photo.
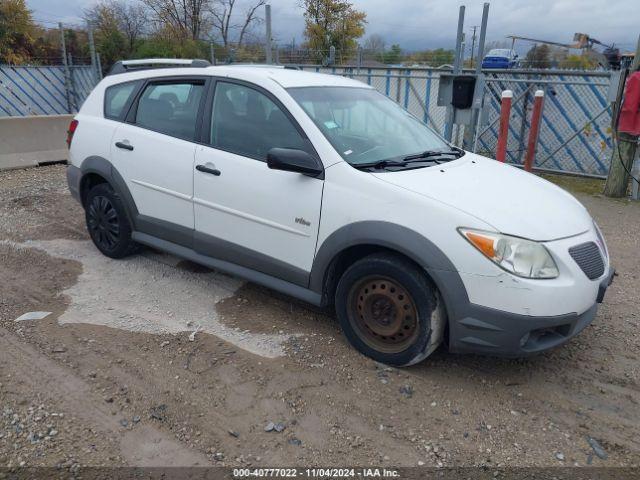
[0,115,71,170]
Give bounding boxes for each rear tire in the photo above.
[85,183,139,259]
[335,253,442,366]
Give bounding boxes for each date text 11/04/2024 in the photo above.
[233,468,401,478]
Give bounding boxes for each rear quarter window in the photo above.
[104,81,139,119]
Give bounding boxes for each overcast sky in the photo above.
[27,0,639,54]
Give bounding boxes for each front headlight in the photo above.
[458,228,559,279]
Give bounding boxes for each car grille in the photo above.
[569,242,604,280]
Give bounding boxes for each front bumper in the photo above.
[597,267,615,303]
[449,302,598,356]
[430,265,614,357]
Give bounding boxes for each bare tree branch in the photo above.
[237,0,265,47]
[142,0,211,40]
[209,0,265,47]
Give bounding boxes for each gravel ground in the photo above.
[0,165,639,471]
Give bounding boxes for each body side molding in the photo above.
[132,231,323,306]
[194,231,309,287]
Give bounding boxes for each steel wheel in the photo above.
[346,275,420,354]
[87,195,120,251]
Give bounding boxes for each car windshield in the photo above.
[288,86,451,166]
[487,49,512,57]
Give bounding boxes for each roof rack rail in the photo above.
[107,58,212,76]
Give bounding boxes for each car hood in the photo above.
[371,153,592,241]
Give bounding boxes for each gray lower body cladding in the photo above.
[67,162,607,358]
[448,302,598,356]
[435,267,613,357]
[66,164,82,203]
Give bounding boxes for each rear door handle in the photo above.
[115,141,134,151]
[196,164,221,176]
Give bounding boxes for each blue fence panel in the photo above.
[0,65,99,117]
[303,65,613,177]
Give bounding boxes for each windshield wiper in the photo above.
[352,147,465,171]
[353,157,446,170]
[402,147,465,162]
[352,159,409,170]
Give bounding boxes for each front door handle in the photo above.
[115,141,134,151]
[196,164,221,176]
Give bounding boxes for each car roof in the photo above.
[100,64,372,90]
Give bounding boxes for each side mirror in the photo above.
[267,148,323,178]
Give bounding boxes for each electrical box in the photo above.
[451,76,476,109]
[437,73,486,126]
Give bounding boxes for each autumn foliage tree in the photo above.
[301,0,366,63]
[0,0,36,63]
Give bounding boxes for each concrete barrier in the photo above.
[0,115,72,171]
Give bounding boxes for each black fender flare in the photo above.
[78,156,139,227]
[309,221,470,321]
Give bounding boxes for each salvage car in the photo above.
[66,59,614,366]
[481,48,519,69]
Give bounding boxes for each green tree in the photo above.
[85,2,129,69]
[560,53,598,70]
[408,48,454,67]
[0,0,36,63]
[133,34,209,60]
[302,0,366,63]
[382,44,401,64]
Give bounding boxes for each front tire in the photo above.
[335,253,443,366]
[85,183,138,259]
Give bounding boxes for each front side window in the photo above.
[135,81,204,140]
[104,81,138,119]
[288,87,451,166]
[210,82,306,161]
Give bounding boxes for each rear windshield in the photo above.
[486,49,513,57]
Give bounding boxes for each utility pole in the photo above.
[470,26,478,68]
[444,5,465,142]
[604,33,640,197]
[59,23,73,113]
[265,4,273,64]
[462,2,489,150]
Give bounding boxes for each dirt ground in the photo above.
[0,165,639,471]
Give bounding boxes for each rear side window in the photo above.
[104,82,138,119]
[134,81,205,140]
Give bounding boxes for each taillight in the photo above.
[67,119,79,148]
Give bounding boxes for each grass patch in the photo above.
[538,173,605,196]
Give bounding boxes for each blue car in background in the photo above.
[482,49,519,69]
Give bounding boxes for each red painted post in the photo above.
[524,90,545,172]
[496,90,513,162]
